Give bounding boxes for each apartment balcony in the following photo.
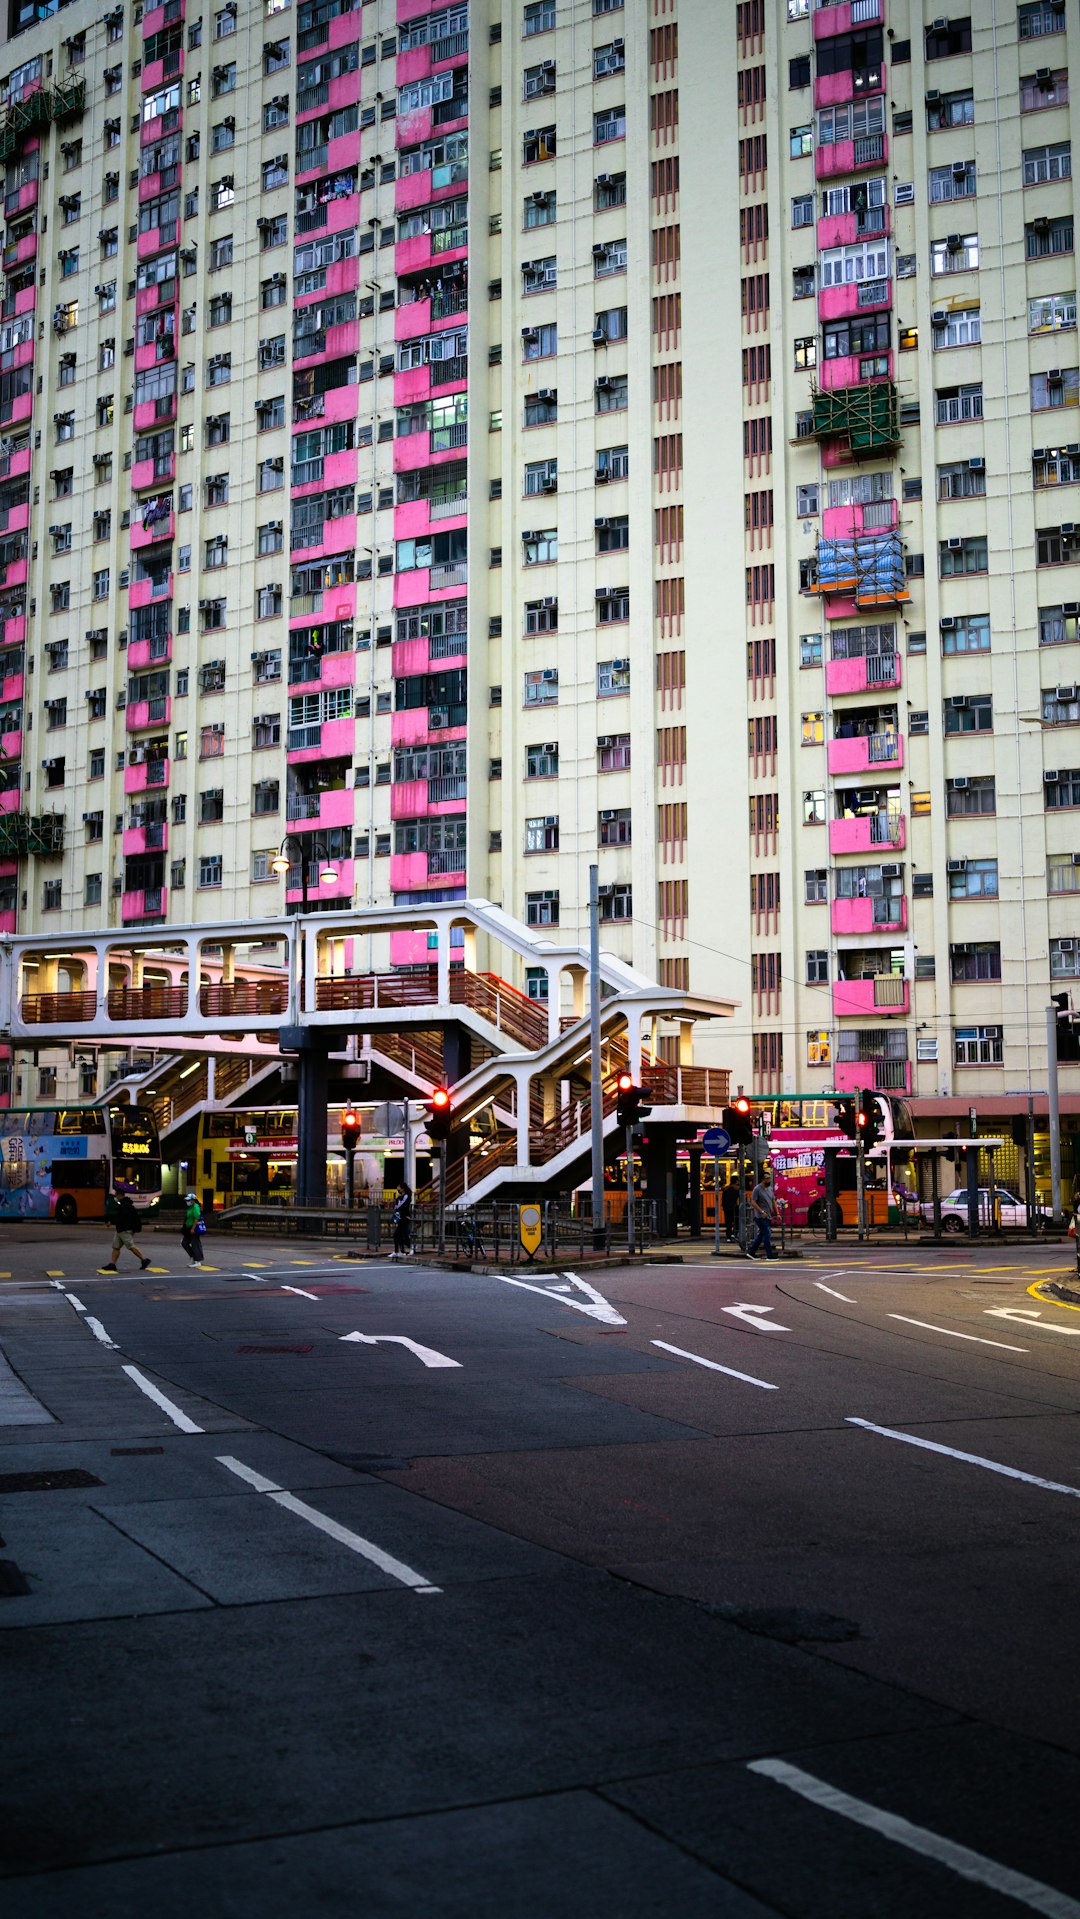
[0,613,25,649]
[291,517,358,562]
[128,572,173,608]
[393,492,467,538]
[391,704,466,748]
[3,231,37,270]
[814,66,885,111]
[287,715,354,761]
[395,160,468,215]
[835,1056,912,1096]
[810,533,909,609]
[124,755,169,795]
[1,729,21,761]
[821,499,898,542]
[0,554,26,588]
[818,353,895,397]
[831,894,907,936]
[127,636,172,671]
[287,648,355,695]
[141,51,183,94]
[122,820,167,857]
[390,776,468,820]
[389,849,464,892]
[133,396,176,434]
[285,786,354,829]
[818,279,891,325]
[0,502,28,536]
[0,784,20,814]
[121,886,167,923]
[392,561,467,605]
[1,668,24,703]
[825,649,901,695]
[126,696,171,732]
[136,223,177,262]
[829,811,905,855]
[828,730,903,775]
[813,0,883,37]
[395,228,467,281]
[286,859,353,911]
[809,378,900,454]
[142,0,184,41]
[815,132,887,181]
[832,975,910,1019]
[0,443,30,480]
[130,510,174,549]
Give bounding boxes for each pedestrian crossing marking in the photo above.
[45,1269,64,1277]
[146,1267,170,1274]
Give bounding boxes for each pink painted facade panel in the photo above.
[1,558,26,587]
[831,895,908,936]
[130,512,174,549]
[825,652,900,694]
[0,910,16,934]
[286,860,354,909]
[13,287,35,317]
[396,170,434,213]
[319,787,355,829]
[813,0,855,37]
[392,428,427,472]
[396,105,434,147]
[124,758,169,795]
[123,824,168,858]
[396,231,435,277]
[0,616,25,647]
[12,231,37,266]
[329,6,360,45]
[395,296,431,341]
[391,708,434,747]
[814,68,884,110]
[393,566,431,605]
[2,731,23,760]
[321,383,360,426]
[390,929,431,966]
[328,131,361,173]
[122,887,168,921]
[132,455,174,490]
[390,851,430,890]
[323,447,358,488]
[128,637,171,670]
[3,503,28,534]
[327,69,362,111]
[320,649,356,690]
[327,193,360,233]
[835,1058,912,1096]
[829,814,905,856]
[10,341,33,373]
[324,255,360,299]
[126,698,171,732]
[133,399,175,433]
[397,0,432,21]
[396,44,431,85]
[818,281,891,323]
[828,734,903,776]
[0,787,20,814]
[394,497,431,539]
[1,671,23,703]
[819,353,895,391]
[832,977,910,1019]
[137,225,174,261]
[815,133,888,181]
[390,778,427,819]
[395,363,431,406]
[392,635,431,676]
[9,392,32,425]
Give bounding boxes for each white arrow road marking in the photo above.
[340,1333,461,1369]
[888,1313,1027,1352]
[748,1758,1080,1919]
[652,1339,778,1391]
[494,1270,626,1326]
[814,1283,856,1303]
[282,1285,320,1301]
[720,1303,791,1333]
[216,1454,441,1593]
[847,1417,1080,1502]
[985,1307,1080,1336]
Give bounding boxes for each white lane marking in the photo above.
[887,1313,1027,1353]
[720,1303,791,1334]
[340,1332,461,1369]
[814,1282,855,1303]
[84,1315,118,1350]
[121,1364,204,1434]
[282,1284,320,1301]
[494,1270,626,1326]
[847,1417,1080,1501]
[985,1308,1080,1337]
[748,1758,1080,1919]
[652,1339,778,1391]
[215,1454,441,1593]
[240,1272,268,1284]
[64,1292,88,1313]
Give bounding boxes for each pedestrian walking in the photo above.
[100,1189,151,1272]
[747,1169,778,1261]
[720,1174,740,1243]
[390,1182,412,1259]
[181,1191,206,1266]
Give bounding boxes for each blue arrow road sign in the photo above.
[702,1126,731,1154]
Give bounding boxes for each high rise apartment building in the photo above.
[0,0,1077,1144]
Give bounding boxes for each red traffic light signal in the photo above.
[425,1085,453,1142]
[616,1074,652,1128]
[340,1107,360,1151]
[733,1096,751,1116]
[721,1101,754,1146]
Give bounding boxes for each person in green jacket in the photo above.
[181,1192,205,1266]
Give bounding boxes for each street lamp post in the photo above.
[270,833,340,1208]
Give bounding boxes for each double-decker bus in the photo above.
[196,1108,432,1211]
[698,1096,913,1229]
[0,1105,162,1222]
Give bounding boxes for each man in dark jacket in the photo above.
[101,1190,151,1272]
[720,1174,741,1242]
[391,1183,412,1258]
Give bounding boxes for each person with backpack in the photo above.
[390,1183,412,1259]
[720,1173,741,1243]
[100,1189,151,1273]
[181,1191,206,1266]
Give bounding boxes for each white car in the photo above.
[920,1187,1047,1232]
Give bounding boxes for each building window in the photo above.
[806,950,828,984]
[950,942,1002,982]
[790,124,812,159]
[524,668,558,705]
[1026,215,1074,259]
[948,857,999,899]
[803,790,826,824]
[1029,291,1076,333]
[947,776,996,818]
[927,89,974,129]
[954,1024,1004,1065]
[525,815,559,853]
[805,868,827,903]
[1031,368,1080,410]
[1050,937,1080,977]
[526,890,559,926]
[938,462,987,502]
[929,159,977,201]
[1021,68,1069,111]
[940,536,988,576]
[1043,685,1080,726]
[944,693,993,734]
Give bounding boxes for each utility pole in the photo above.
[625,1124,636,1256]
[856,1136,866,1242]
[589,864,606,1251]
[1026,1094,1037,1239]
[1047,1004,1063,1221]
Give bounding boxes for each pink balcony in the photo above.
[395,497,432,538]
[124,756,169,795]
[392,707,439,747]
[390,928,433,967]
[818,281,891,324]
[320,650,356,691]
[390,850,431,890]
[814,0,882,37]
[128,574,173,608]
[0,788,20,814]
[286,859,354,910]
[396,105,435,148]
[140,113,168,148]
[0,730,21,760]
[128,637,171,670]
[398,0,432,20]
[142,0,182,39]
[122,887,168,922]
[130,512,174,549]
[2,445,30,480]
[132,454,174,490]
[819,355,895,396]
[10,230,37,266]
[309,787,355,830]
[328,130,361,174]
[832,976,911,1019]
[139,169,165,203]
[12,286,35,318]
[134,398,176,433]
[293,517,358,562]
[136,283,174,317]
[13,180,38,215]
[1,671,24,703]
[0,615,25,647]
[137,225,177,261]
[828,732,903,776]
[126,698,171,732]
[396,45,432,86]
[816,133,887,181]
[829,813,905,856]
[1,503,29,535]
[825,651,900,695]
[396,170,435,214]
[396,296,431,342]
[393,635,432,675]
[328,69,361,112]
[324,255,359,300]
[831,895,908,937]
[814,68,884,111]
[8,391,32,426]
[0,909,16,935]
[320,384,360,427]
[835,1058,912,1097]
[395,363,432,406]
[817,210,890,251]
[1,557,26,587]
[329,5,359,45]
[122,823,168,857]
[322,447,358,489]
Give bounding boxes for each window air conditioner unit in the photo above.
[597,376,613,390]
[541,477,557,492]
[1056,684,1078,700]
[1034,447,1048,461]
[925,90,941,104]
[595,517,608,529]
[540,595,557,608]
[1048,367,1064,382]
[521,325,538,339]
[1045,768,1060,781]
[592,326,606,344]
[537,388,555,401]
[950,694,968,708]
[968,456,984,470]
[596,467,611,483]
[946,234,964,251]
[947,536,963,548]
[612,657,629,671]
[598,735,613,749]
[1036,67,1053,83]
[952,160,968,177]
[947,857,967,872]
[1064,601,1080,616]
[592,242,607,256]
[596,173,611,186]
[940,616,956,629]
[542,743,557,755]
[1061,522,1076,536]
[540,668,557,681]
[531,190,548,205]
[600,808,618,822]
[112,878,123,896]
[521,528,535,542]
[1072,856,1080,867]
[895,181,915,204]
[881,862,901,878]
[1034,215,1051,233]
[596,587,610,598]
[951,775,969,789]
[932,16,948,29]
[1059,937,1077,952]
[931,310,948,325]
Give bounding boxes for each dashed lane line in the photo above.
[651,1339,778,1391]
[846,1418,1080,1502]
[216,1455,441,1594]
[748,1759,1080,1919]
[887,1313,1028,1352]
[814,1283,856,1303]
[122,1365,204,1434]
[83,1316,118,1350]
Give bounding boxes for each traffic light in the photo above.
[722,1098,754,1146]
[834,1097,858,1141]
[340,1107,360,1152]
[615,1072,652,1129]
[424,1085,453,1142]
[856,1102,882,1149]
[1052,991,1080,1063]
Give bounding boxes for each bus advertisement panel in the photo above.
[0,1106,161,1221]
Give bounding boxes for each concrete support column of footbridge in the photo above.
[280,1023,347,1207]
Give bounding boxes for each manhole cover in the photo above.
[0,1468,103,1493]
[235,1344,313,1355]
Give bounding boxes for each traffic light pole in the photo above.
[856,1137,867,1242]
[589,864,606,1253]
[344,1146,355,1213]
[1047,1003,1063,1221]
[625,1123,635,1257]
[437,1142,446,1256]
